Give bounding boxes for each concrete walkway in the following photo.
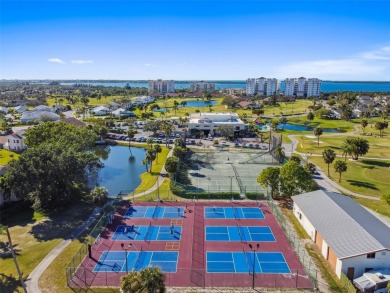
[26,148,174,293]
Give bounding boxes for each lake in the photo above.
[94,145,146,196]
[258,123,341,133]
[154,100,217,112]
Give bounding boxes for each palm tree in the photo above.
[181,100,187,108]
[322,149,336,177]
[153,144,162,163]
[90,186,108,206]
[313,127,323,146]
[142,159,149,172]
[121,267,165,293]
[307,111,314,122]
[341,138,354,161]
[361,119,368,133]
[173,100,179,115]
[0,225,27,293]
[273,146,285,163]
[146,149,156,172]
[334,160,347,182]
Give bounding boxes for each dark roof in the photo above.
[59,117,86,127]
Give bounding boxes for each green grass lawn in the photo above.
[295,133,390,159]
[0,149,19,165]
[309,156,390,198]
[0,203,95,293]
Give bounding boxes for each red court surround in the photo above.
[70,201,313,289]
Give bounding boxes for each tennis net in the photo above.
[152,205,159,219]
[237,225,246,243]
[144,222,153,241]
[133,246,144,271]
[243,247,251,274]
[233,206,240,220]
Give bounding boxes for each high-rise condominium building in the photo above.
[283,77,321,97]
[245,77,280,96]
[190,81,215,92]
[148,79,175,94]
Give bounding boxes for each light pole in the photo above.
[121,243,131,274]
[249,243,260,289]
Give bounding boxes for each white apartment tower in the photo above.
[246,78,257,95]
[148,79,175,94]
[307,78,321,97]
[283,77,321,97]
[190,81,215,92]
[296,77,307,97]
[284,78,296,96]
[265,78,280,96]
[246,77,279,96]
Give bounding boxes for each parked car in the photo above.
[168,139,174,144]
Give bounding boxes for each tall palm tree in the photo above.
[341,138,354,161]
[0,225,27,293]
[313,127,323,146]
[273,146,285,163]
[334,160,347,182]
[153,144,162,163]
[322,149,336,177]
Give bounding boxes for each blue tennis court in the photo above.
[93,251,178,273]
[124,206,184,219]
[206,252,290,274]
[111,225,182,241]
[204,207,264,219]
[205,226,275,242]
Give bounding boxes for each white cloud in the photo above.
[274,46,390,79]
[359,46,390,60]
[48,58,65,64]
[71,60,94,64]
[144,63,152,67]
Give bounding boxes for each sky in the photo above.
[1,0,390,80]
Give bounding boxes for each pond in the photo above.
[258,123,341,133]
[93,145,146,196]
[154,100,217,112]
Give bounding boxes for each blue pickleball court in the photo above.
[206,251,290,274]
[112,225,182,241]
[204,207,264,219]
[124,206,185,219]
[205,226,275,242]
[93,251,178,273]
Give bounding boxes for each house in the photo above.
[237,100,254,109]
[133,96,155,105]
[33,105,52,112]
[59,117,86,127]
[358,96,375,106]
[21,111,60,123]
[112,108,135,118]
[353,268,390,293]
[0,106,9,114]
[292,190,390,280]
[330,109,342,119]
[4,133,27,151]
[14,105,28,113]
[353,106,371,118]
[106,101,121,110]
[90,106,110,116]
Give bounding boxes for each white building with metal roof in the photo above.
[292,190,390,281]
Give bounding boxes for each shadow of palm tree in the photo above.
[0,273,22,293]
[347,180,379,190]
